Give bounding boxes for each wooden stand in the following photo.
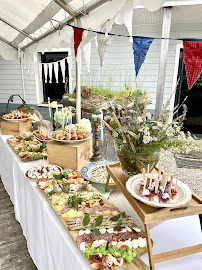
[90,120,101,162]
[106,162,202,270]
[1,119,32,135]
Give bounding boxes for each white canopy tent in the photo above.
[1,0,201,120]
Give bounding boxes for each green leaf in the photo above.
[74,200,79,211]
[79,182,88,191]
[62,186,69,194]
[114,221,122,231]
[110,214,120,222]
[82,214,90,226]
[95,215,103,227]
[121,211,126,218]
[47,184,57,196]
[91,223,95,229]
[93,229,101,235]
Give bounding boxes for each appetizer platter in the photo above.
[25,164,63,179]
[33,126,52,142]
[37,166,149,270]
[2,110,31,123]
[126,167,192,208]
[49,124,92,143]
[7,134,47,162]
[81,161,115,184]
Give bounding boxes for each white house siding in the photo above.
[0,56,37,109]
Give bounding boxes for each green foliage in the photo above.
[110,212,126,231]
[82,214,103,240]
[47,184,57,196]
[67,195,83,210]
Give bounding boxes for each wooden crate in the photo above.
[1,119,32,135]
[47,138,93,170]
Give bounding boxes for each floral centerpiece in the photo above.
[102,92,200,176]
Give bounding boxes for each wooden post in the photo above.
[74,18,81,123]
[154,7,172,120]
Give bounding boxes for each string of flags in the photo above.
[71,22,202,90]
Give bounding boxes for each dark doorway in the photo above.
[174,48,202,135]
[41,52,69,102]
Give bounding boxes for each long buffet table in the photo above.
[1,133,202,270]
[0,134,90,270]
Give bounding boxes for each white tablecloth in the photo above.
[0,134,90,270]
[0,134,201,270]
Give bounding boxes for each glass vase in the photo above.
[114,142,160,177]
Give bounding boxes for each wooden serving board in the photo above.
[7,138,47,162]
[37,185,150,270]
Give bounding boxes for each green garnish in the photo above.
[61,170,70,179]
[110,211,126,231]
[67,195,83,210]
[62,184,69,194]
[47,184,57,196]
[79,182,88,191]
[82,214,103,240]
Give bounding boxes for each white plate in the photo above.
[33,134,53,143]
[25,164,63,180]
[49,131,92,143]
[2,116,31,123]
[126,174,192,208]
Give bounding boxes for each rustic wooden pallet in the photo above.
[7,138,47,162]
[37,183,150,270]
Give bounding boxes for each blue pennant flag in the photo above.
[133,37,154,77]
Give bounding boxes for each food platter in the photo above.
[25,164,62,180]
[126,174,192,208]
[49,131,92,143]
[81,160,116,184]
[2,116,31,123]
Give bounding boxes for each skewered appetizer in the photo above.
[3,110,31,119]
[52,124,89,141]
[33,126,52,141]
[139,169,177,204]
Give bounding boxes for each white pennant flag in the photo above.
[48,63,53,83]
[67,55,73,93]
[115,0,133,42]
[83,41,91,73]
[53,62,59,83]
[43,63,48,83]
[96,34,112,68]
[60,59,66,83]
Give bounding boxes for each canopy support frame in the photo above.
[0,17,35,41]
[0,36,18,49]
[154,7,172,120]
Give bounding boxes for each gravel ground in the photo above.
[157,150,202,198]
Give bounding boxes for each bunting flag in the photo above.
[39,62,42,81]
[60,59,66,83]
[183,41,202,90]
[105,18,114,36]
[73,28,84,57]
[115,0,133,42]
[133,37,154,77]
[54,62,59,83]
[96,34,112,68]
[43,63,48,83]
[67,55,73,93]
[48,63,53,83]
[83,40,91,72]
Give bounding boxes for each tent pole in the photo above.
[20,59,26,101]
[74,18,81,123]
[154,7,172,120]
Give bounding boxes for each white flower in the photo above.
[113,132,119,137]
[186,147,190,154]
[146,112,151,120]
[137,116,143,123]
[188,136,193,141]
[152,126,158,130]
[143,127,150,136]
[166,130,172,136]
[78,118,92,132]
[152,137,157,141]
[195,147,199,151]
[138,128,144,132]
[160,154,165,159]
[157,121,163,128]
[178,135,182,140]
[176,127,181,132]
[143,135,152,144]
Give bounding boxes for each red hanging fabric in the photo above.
[183,41,202,90]
[74,28,84,57]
